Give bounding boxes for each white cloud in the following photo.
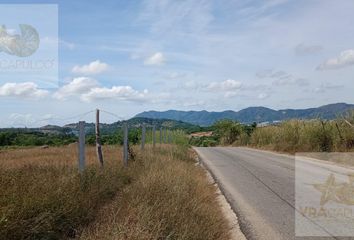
[317,49,354,70]
[8,113,35,126]
[182,100,205,107]
[53,77,149,103]
[256,69,291,79]
[312,82,344,93]
[7,113,54,127]
[270,71,291,79]
[258,93,269,99]
[139,0,213,35]
[205,79,242,98]
[182,80,199,90]
[295,43,323,56]
[72,60,109,75]
[150,92,174,104]
[224,91,238,98]
[40,37,75,50]
[53,77,99,100]
[165,71,187,79]
[256,69,309,87]
[256,69,273,78]
[144,52,166,66]
[130,53,141,60]
[81,86,148,102]
[272,78,309,87]
[0,82,48,99]
[60,39,75,50]
[206,79,242,91]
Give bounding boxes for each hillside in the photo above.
[0,117,201,136]
[65,117,201,134]
[135,103,354,126]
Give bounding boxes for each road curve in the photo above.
[194,147,354,240]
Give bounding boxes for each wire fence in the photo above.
[2,108,183,171]
[73,109,179,172]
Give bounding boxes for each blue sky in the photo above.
[0,0,354,127]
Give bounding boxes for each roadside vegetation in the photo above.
[0,129,142,148]
[0,127,190,148]
[190,111,354,153]
[0,131,76,147]
[0,136,229,239]
[79,145,228,240]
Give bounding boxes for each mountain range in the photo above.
[135,103,354,126]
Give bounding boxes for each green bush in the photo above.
[213,119,243,145]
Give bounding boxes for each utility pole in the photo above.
[96,109,104,167]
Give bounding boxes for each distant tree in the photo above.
[213,119,242,145]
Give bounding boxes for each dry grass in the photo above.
[249,117,354,153]
[79,145,229,240]
[0,144,229,240]
[0,145,120,169]
[0,145,130,240]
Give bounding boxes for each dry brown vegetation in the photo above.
[0,144,229,240]
[79,145,228,240]
[248,118,354,153]
[233,112,354,153]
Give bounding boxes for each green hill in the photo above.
[135,103,354,126]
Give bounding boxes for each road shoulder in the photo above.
[193,147,247,240]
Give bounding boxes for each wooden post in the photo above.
[95,109,104,167]
[141,123,146,150]
[164,128,167,143]
[160,127,162,144]
[78,121,86,172]
[153,125,156,148]
[123,122,128,166]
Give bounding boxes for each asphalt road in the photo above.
[194,147,354,240]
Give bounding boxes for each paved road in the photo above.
[194,147,354,240]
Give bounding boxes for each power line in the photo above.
[5,110,96,128]
[5,109,127,128]
[100,109,126,121]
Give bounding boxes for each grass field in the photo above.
[247,117,354,153]
[0,144,229,240]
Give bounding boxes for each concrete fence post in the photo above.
[95,109,104,167]
[123,122,128,166]
[153,125,156,148]
[78,121,86,173]
[141,123,146,150]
